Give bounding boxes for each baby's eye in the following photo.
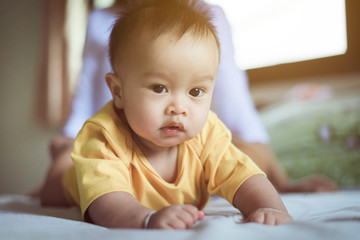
[189,88,204,97]
[152,85,167,94]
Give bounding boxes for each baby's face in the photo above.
[115,31,219,149]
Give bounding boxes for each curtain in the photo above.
[38,0,89,127]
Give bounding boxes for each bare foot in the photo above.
[50,135,74,161]
[27,135,75,206]
[26,186,42,198]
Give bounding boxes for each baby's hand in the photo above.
[245,208,293,225]
[147,204,204,229]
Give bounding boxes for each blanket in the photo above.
[1,191,359,240]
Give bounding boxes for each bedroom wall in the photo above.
[0,0,60,194]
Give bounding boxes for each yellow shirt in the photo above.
[63,101,264,217]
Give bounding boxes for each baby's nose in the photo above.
[166,99,188,116]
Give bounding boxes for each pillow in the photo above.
[261,93,360,187]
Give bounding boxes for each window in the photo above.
[207,0,347,70]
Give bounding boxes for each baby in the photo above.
[41,0,292,229]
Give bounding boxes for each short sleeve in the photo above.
[70,122,134,217]
[200,112,265,204]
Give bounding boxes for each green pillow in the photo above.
[261,94,360,187]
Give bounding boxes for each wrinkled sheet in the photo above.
[0,191,359,240]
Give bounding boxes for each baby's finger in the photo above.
[197,210,205,220]
[263,213,276,225]
[182,205,200,221]
[247,212,265,224]
[178,213,196,228]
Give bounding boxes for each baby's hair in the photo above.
[108,0,220,71]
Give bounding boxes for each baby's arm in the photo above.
[233,174,293,225]
[87,191,204,229]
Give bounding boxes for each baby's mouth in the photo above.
[167,122,184,130]
[161,122,184,135]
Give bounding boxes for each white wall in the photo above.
[0,0,60,194]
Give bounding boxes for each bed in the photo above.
[1,191,359,240]
[2,81,359,239]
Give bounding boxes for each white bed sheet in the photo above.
[0,190,359,240]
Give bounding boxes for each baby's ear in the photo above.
[105,72,123,109]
